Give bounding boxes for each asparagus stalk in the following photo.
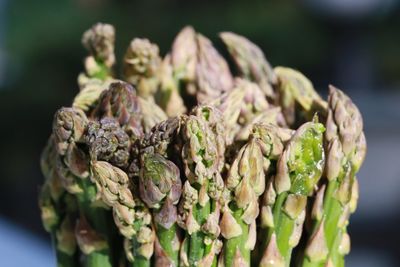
[252,124,291,246]
[219,32,277,100]
[39,137,79,267]
[53,107,114,267]
[139,152,182,266]
[300,86,366,267]
[123,38,162,100]
[91,160,155,267]
[220,135,265,266]
[74,23,116,114]
[178,106,225,267]
[259,120,325,267]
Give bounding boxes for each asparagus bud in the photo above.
[82,23,115,79]
[171,26,197,82]
[93,81,143,138]
[91,161,155,266]
[195,34,233,104]
[274,67,327,126]
[221,137,265,267]
[219,32,277,99]
[123,38,162,100]
[86,117,131,168]
[139,153,182,266]
[53,107,88,155]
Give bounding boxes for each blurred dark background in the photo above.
[0,0,399,266]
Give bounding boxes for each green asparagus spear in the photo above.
[221,136,265,266]
[74,23,116,114]
[300,86,366,267]
[39,137,79,267]
[53,107,114,267]
[91,160,155,267]
[81,23,115,80]
[259,120,325,267]
[178,106,225,267]
[139,152,182,266]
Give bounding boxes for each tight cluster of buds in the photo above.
[39,23,366,267]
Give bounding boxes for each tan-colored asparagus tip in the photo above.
[338,232,351,255]
[259,233,285,267]
[283,194,307,219]
[305,220,328,262]
[220,209,242,239]
[311,184,326,221]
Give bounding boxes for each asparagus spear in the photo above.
[74,23,116,114]
[195,33,233,104]
[171,26,197,87]
[157,54,187,117]
[178,106,225,267]
[250,124,293,264]
[259,120,325,267]
[92,81,143,136]
[81,23,115,80]
[139,152,182,266]
[123,38,162,100]
[220,135,265,266]
[171,27,233,107]
[300,86,366,267]
[219,32,277,100]
[274,67,327,127]
[90,160,154,267]
[39,137,79,267]
[53,107,114,267]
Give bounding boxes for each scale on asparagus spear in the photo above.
[39,23,366,267]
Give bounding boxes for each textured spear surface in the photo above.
[81,23,115,80]
[219,32,277,99]
[91,161,154,267]
[221,136,265,267]
[274,67,327,127]
[139,152,182,266]
[39,137,79,267]
[259,121,325,267]
[53,107,115,267]
[178,106,225,267]
[300,86,366,267]
[39,23,367,267]
[123,38,162,100]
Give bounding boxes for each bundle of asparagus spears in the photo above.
[39,23,366,267]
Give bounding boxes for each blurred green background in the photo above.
[0,0,399,266]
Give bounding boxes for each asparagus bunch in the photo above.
[39,23,367,267]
